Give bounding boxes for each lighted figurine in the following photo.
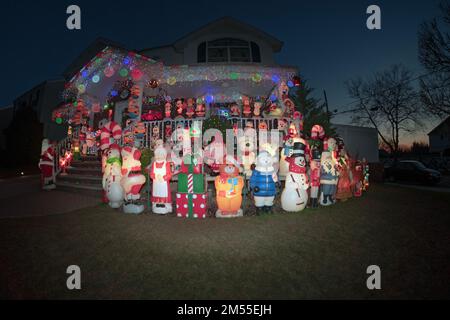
[335,147,353,202]
[151,126,160,149]
[283,98,295,117]
[259,121,268,132]
[102,144,124,209]
[215,155,244,218]
[175,98,185,119]
[164,101,172,119]
[38,138,56,190]
[242,96,252,118]
[203,134,225,176]
[362,158,370,191]
[253,99,262,117]
[147,144,173,214]
[319,151,339,206]
[164,123,172,142]
[309,148,322,208]
[279,123,302,177]
[186,98,195,118]
[237,131,257,177]
[352,160,363,197]
[249,151,278,214]
[281,142,309,212]
[195,98,206,117]
[230,103,241,117]
[121,146,146,214]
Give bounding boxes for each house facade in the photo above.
[428,117,450,154]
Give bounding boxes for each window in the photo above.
[197,38,261,63]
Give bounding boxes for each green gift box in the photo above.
[177,173,205,193]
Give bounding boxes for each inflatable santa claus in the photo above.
[38,139,56,190]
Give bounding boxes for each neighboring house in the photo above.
[428,116,450,154]
[0,105,13,150]
[12,79,67,141]
[333,123,379,163]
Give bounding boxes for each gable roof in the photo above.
[62,37,127,80]
[172,16,283,52]
[428,116,450,135]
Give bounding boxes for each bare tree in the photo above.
[418,1,450,117]
[346,65,425,160]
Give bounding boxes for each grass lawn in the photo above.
[0,184,449,299]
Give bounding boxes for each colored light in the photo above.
[287,80,294,87]
[230,72,239,80]
[205,95,214,104]
[92,75,100,83]
[123,57,131,65]
[251,73,262,82]
[167,76,177,85]
[131,68,143,80]
[271,75,280,83]
[119,68,129,77]
[270,94,277,102]
[56,117,63,124]
[81,70,89,78]
[77,84,86,94]
[104,66,115,78]
[111,90,118,97]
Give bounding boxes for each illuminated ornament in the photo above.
[251,73,262,83]
[270,94,277,102]
[131,68,143,81]
[292,76,301,87]
[148,79,158,89]
[186,74,195,81]
[119,68,129,77]
[287,80,294,88]
[123,57,131,65]
[271,75,280,83]
[55,117,63,124]
[205,94,214,104]
[104,66,115,78]
[110,90,118,97]
[230,72,239,80]
[77,84,86,94]
[81,70,89,78]
[167,76,177,85]
[92,75,100,83]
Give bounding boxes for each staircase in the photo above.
[56,155,103,197]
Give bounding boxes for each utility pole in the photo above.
[323,90,330,121]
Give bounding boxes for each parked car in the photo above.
[384,160,441,185]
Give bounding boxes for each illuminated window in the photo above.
[197,38,261,63]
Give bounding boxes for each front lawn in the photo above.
[1,184,449,299]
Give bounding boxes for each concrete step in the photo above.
[57,173,102,185]
[70,160,102,169]
[67,167,102,176]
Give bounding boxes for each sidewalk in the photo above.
[0,176,101,218]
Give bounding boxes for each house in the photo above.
[0,105,13,150]
[428,116,450,154]
[333,123,379,162]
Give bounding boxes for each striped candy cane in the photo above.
[187,174,194,193]
[100,121,122,151]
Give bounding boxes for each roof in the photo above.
[141,17,284,53]
[428,116,450,135]
[62,37,127,80]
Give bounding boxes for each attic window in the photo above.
[197,38,261,63]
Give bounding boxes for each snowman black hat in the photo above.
[311,147,322,160]
[291,142,306,158]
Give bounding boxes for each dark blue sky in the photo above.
[0,0,442,142]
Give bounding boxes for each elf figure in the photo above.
[249,151,278,214]
[215,155,244,218]
[281,142,309,212]
[309,148,322,208]
[38,138,56,190]
[147,144,173,214]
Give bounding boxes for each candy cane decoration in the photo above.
[188,174,194,194]
[100,121,122,150]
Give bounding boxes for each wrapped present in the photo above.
[176,192,208,218]
[177,173,205,193]
[180,154,203,174]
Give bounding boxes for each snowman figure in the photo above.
[281,142,309,212]
[102,144,124,208]
[249,151,278,214]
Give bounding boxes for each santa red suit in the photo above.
[38,139,55,190]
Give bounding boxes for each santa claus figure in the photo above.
[147,145,173,214]
[38,139,56,190]
[121,146,146,214]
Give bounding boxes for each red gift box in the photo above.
[176,192,208,219]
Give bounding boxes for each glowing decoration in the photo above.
[55,117,63,125]
[110,90,118,97]
[77,84,86,94]
[271,75,280,83]
[38,139,56,190]
[81,70,89,78]
[230,72,239,80]
[309,148,322,208]
[121,146,146,214]
[292,75,301,87]
[102,144,124,209]
[92,75,100,83]
[249,151,278,214]
[119,68,129,77]
[131,68,143,81]
[167,76,177,85]
[104,66,115,78]
[270,94,277,102]
[123,56,131,65]
[319,151,339,206]
[237,133,256,177]
[100,121,122,151]
[281,142,309,212]
[146,145,173,214]
[147,79,158,89]
[215,156,244,218]
[205,94,214,104]
[251,73,262,83]
[287,80,294,87]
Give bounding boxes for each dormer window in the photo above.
[197,38,261,63]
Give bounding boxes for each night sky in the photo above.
[0,0,443,144]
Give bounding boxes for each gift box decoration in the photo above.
[176,192,208,218]
[177,173,205,193]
